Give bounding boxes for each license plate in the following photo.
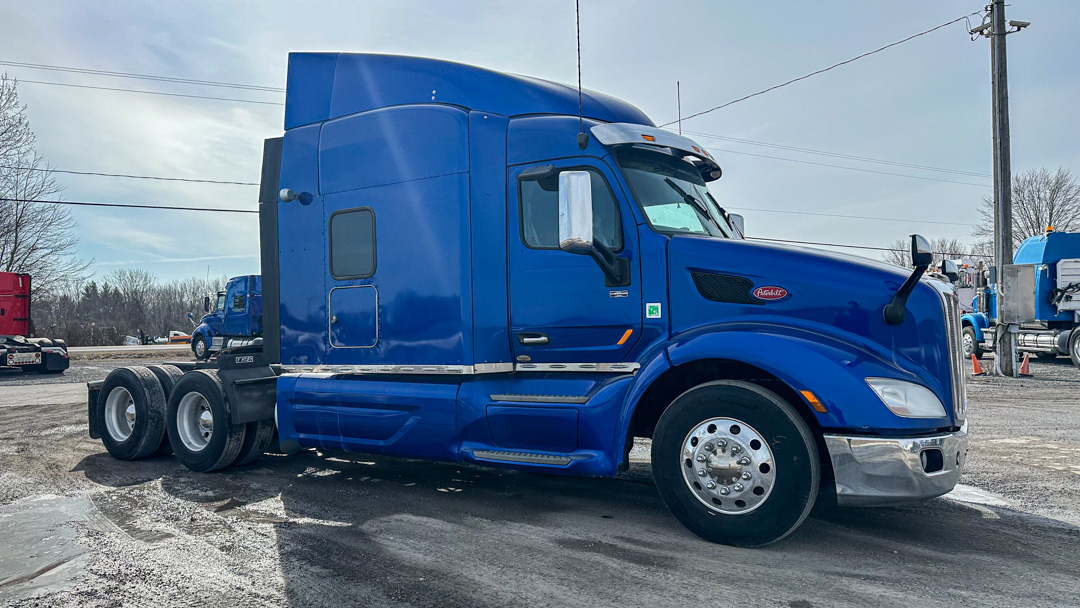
[6,352,41,366]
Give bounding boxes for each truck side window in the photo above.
[519,168,621,251]
[329,207,376,279]
[232,295,245,312]
[215,294,226,312]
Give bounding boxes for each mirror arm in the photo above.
[883,263,929,325]
[587,240,629,287]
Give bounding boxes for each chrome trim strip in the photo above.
[490,394,589,404]
[278,362,638,375]
[590,123,722,181]
[934,285,967,421]
[469,450,573,466]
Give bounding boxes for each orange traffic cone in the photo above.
[971,354,986,376]
[1019,353,1032,376]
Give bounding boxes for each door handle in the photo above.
[517,332,548,345]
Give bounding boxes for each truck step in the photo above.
[470,450,572,466]
[489,393,588,404]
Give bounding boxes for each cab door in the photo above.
[508,159,642,363]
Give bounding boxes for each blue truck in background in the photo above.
[961,229,1080,367]
[88,53,968,546]
[188,274,263,360]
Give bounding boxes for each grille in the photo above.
[938,288,967,422]
[691,272,763,305]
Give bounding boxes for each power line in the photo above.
[3,198,257,214]
[727,205,971,227]
[0,59,284,92]
[0,164,258,186]
[704,146,990,188]
[748,236,989,258]
[16,79,283,106]
[659,12,980,127]
[681,129,992,178]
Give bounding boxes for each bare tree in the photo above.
[972,167,1080,252]
[0,74,89,292]
[881,237,972,268]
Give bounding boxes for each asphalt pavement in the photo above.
[0,357,1077,607]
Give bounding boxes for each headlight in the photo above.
[865,378,947,419]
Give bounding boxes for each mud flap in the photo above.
[216,351,279,425]
[87,380,104,439]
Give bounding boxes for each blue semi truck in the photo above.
[88,54,968,546]
[961,229,1080,367]
[188,274,263,360]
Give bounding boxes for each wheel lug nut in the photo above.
[741,471,751,480]
[737,457,750,465]
[719,486,730,495]
[697,468,707,477]
[731,445,741,454]
[696,454,706,462]
[705,481,716,490]
[704,443,714,452]
[716,439,727,449]
[733,483,744,492]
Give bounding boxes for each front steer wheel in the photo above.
[962,326,982,359]
[167,370,247,472]
[652,380,819,547]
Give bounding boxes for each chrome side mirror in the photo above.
[910,234,933,268]
[941,259,959,283]
[558,171,594,254]
[728,213,745,238]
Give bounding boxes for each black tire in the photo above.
[962,326,982,359]
[96,367,168,461]
[652,380,819,547]
[146,365,185,457]
[1070,329,1080,369]
[33,365,65,374]
[1035,352,1057,360]
[192,335,210,360]
[232,419,276,467]
[166,370,247,472]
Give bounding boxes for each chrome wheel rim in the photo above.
[104,387,136,442]
[176,392,214,452]
[193,339,206,358]
[680,417,776,515]
[962,333,974,357]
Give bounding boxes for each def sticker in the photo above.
[646,303,662,319]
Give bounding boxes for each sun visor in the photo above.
[591,123,722,181]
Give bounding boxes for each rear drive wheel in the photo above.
[962,326,982,359]
[1070,329,1080,369]
[167,370,246,472]
[146,365,185,457]
[192,335,209,360]
[232,419,276,467]
[652,381,819,547]
[1036,352,1058,360]
[97,367,168,461]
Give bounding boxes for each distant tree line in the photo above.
[31,269,227,346]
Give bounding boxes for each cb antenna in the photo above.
[576,0,588,149]
[677,81,682,135]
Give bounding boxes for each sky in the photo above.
[2,0,1079,282]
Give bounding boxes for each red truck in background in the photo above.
[0,272,69,374]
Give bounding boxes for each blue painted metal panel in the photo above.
[507,116,624,168]
[319,104,470,194]
[284,53,652,130]
[486,405,578,452]
[328,286,378,348]
[468,111,512,365]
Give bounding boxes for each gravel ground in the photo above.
[0,356,1077,607]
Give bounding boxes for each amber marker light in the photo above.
[800,390,828,413]
[617,329,634,345]
[641,134,656,141]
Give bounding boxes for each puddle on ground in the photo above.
[92,491,175,544]
[0,495,108,601]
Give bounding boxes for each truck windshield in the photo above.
[614,146,731,238]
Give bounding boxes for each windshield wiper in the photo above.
[663,178,720,229]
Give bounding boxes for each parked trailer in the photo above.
[0,272,69,374]
[961,229,1080,366]
[88,53,968,547]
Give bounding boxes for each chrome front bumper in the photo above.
[823,423,968,507]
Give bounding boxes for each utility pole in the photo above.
[972,2,1029,376]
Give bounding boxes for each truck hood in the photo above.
[667,234,955,405]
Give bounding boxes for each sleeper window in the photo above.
[330,208,376,279]
[519,169,622,250]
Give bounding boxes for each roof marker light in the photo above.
[641,134,656,142]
